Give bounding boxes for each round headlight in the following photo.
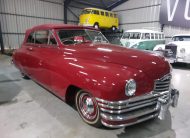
[125,79,136,96]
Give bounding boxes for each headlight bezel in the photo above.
[125,79,137,96]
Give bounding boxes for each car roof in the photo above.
[26,24,98,32]
[84,7,115,13]
[173,34,190,37]
[124,29,163,33]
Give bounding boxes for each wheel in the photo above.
[111,26,116,31]
[93,23,99,29]
[75,90,102,127]
[21,72,29,79]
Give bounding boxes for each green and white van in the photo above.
[120,29,165,50]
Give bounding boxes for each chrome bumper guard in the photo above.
[96,89,179,128]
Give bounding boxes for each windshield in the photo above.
[122,32,141,39]
[58,29,109,45]
[172,36,190,41]
[81,9,92,15]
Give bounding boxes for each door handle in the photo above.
[27,47,33,51]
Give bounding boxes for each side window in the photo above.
[105,12,109,17]
[151,33,154,39]
[141,33,145,39]
[155,33,158,39]
[114,14,117,18]
[162,34,165,39]
[92,10,99,15]
[145,33,150,39]
[48,31,57,45]
[101,11,104,16]
[159,34,161,39]
[35,30,49,44]
[26,32,35,43]
[110,13,113,17]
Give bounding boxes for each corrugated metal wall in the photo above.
[0,0,81,49]
[1,0,190,49]
[112,0,190,43]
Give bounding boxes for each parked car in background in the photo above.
[79,8,119,30]
[154,34,190,63]
[12,24,179,128]
[120,29,165,50]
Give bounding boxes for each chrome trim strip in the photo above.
[100,107,158,121]
[101,113,159,128]
[99,101,157,114]
[95,91,169,106]
[97,97,158,110]
[155,84,170,87]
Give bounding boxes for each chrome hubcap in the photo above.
[85,97,94,114]
[79,93,97,120]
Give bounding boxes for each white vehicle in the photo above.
[120,29,165,50]
[154,34,190,63]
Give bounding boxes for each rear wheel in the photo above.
[93,23,99,29]
[75,90,102,127]
[21,72,29,79]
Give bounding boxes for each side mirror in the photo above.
[74,36,84,43]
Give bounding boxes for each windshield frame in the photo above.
[172,35,190,41]
[57,29,109,45]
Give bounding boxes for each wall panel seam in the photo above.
[113,4,161,12]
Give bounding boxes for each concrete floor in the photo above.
[0,54,190,138]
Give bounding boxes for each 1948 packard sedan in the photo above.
[12,24,179,128]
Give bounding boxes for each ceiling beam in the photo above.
[106,0,128,11]
[72,0,105,9]
[64,0,72,24]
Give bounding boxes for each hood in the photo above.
[63,43,170,80]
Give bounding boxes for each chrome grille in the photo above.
[96,91,170,128]
[154,74,171,92]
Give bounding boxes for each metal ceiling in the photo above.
[66,0,128,10]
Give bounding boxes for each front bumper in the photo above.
[96,89,179,128]
[166,57,190,64]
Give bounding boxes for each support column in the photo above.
[0,21,4,54]
[64,0,71,24]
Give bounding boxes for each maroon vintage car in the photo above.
[12,24,179,128]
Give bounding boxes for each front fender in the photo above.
[61,58,153,101]
[153,44,165,51]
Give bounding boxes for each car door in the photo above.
[34,30,62,89]
[22,31,38,77]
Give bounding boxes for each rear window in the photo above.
[26,30,57,45]
[26,32,35,43]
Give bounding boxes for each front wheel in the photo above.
[111,26,117,31]
[75,90,102,127]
